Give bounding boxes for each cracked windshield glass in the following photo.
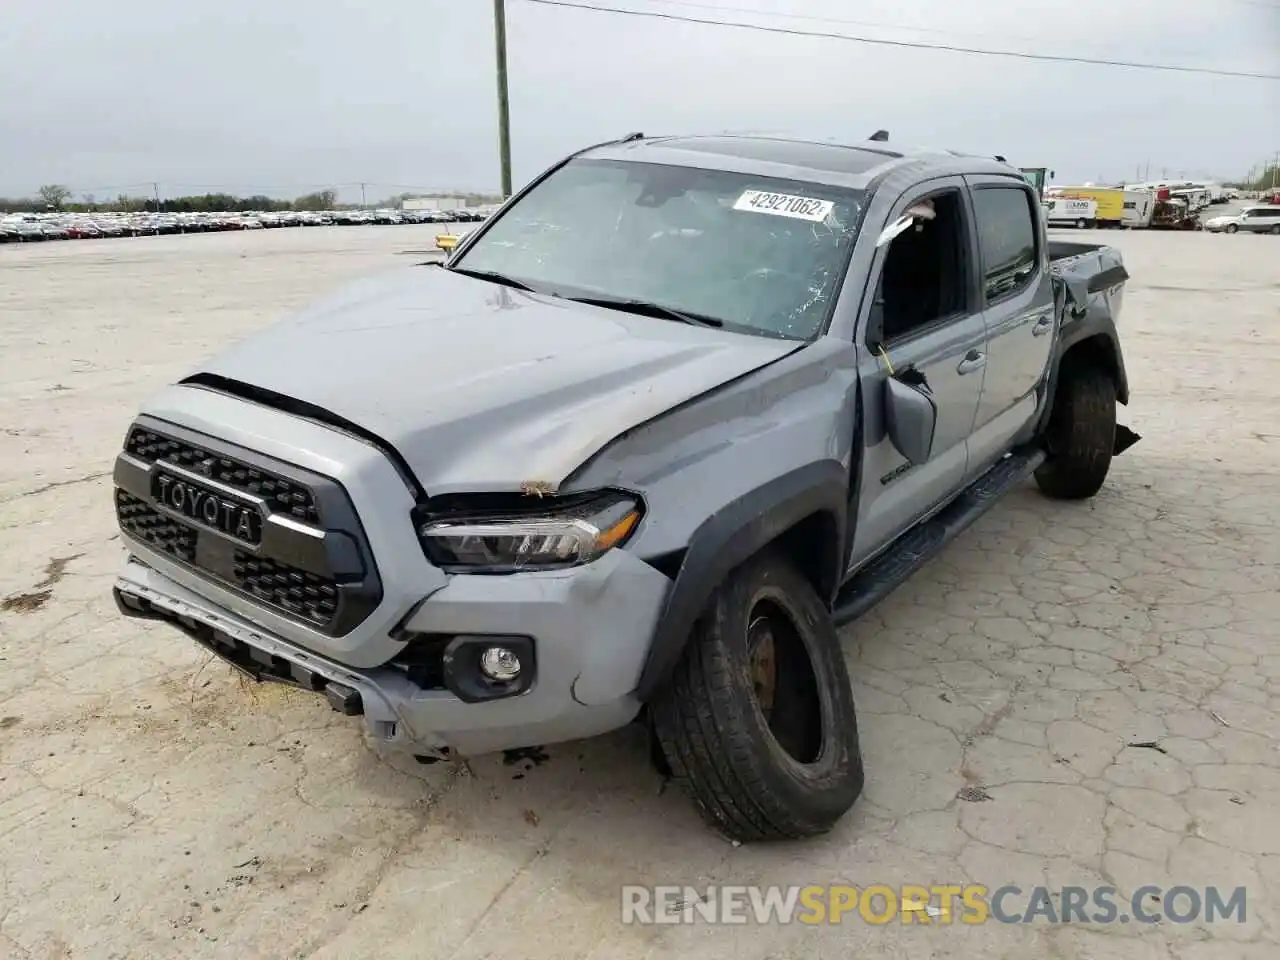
[453,157,866,339]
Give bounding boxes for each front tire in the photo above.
[1035,365,1117,500]
[1226,224,1238,234]
[651,551,864,842]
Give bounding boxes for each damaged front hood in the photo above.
[192,266,799,493]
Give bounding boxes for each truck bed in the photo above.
[1048,239,1128,319]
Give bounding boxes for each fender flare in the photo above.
[1034,296,1130,440]
[633,461,849,701]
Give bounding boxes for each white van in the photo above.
[1042,197,1098,228]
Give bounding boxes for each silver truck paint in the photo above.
[194,266,803,494]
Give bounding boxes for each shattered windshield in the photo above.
[452,158,866,340]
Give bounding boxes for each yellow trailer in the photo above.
[1052,187,1125,224]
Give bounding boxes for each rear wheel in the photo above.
[1035,365,1117,500]
[1076,218,1087,229]
[1270,225,1280,235]
[651,551,864,842]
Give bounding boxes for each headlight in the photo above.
[418,492,641,572]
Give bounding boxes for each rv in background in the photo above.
[1170,187,1210,212]
[1127,181,1211,213]
[1120,191,1156,228]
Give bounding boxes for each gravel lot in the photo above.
[1,225,1277,959]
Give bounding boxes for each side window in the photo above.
[971,186,1038,302]
[876,191,969,343]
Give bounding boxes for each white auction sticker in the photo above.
[733,190,835,222]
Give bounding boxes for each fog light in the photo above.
[479,646,522,682]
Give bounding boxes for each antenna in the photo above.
[869,129,890,142]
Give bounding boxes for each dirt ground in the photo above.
[1,225,1277,960]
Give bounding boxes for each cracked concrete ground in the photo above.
[1,225,1277,959]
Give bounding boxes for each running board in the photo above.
[831,448,1046,627]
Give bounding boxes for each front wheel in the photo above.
[1076,218,1087,229]
[1270,225,1280,235]
[1035,366,1117,500]
[1226,224,1239,234]
[651,551,864,842]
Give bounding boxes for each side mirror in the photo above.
[884,375,937,465]
[874,202,936,248]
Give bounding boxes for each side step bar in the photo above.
[831,447,1046,627]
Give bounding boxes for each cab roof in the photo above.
[577,133,1023,190]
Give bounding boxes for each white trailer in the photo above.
[1042,197,1098,228]
[1170,187,1209,212]
[1120,190,1156,228]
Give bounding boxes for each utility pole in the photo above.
[494,0,513,198]
[360,182,368,210]
[1271,151,1278,192]
[151,181,161,212]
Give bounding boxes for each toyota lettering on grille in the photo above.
[151,471,263,545]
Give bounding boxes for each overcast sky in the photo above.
[1,0,1277,201]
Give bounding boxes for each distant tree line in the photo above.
[1226,164,1279,192]
[1,184,504,213]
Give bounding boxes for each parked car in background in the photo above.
[1204,205,1280,234]
[0,205,491,243]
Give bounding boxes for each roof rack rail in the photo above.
[619,132,645,142]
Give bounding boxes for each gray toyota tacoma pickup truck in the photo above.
[112,133,1139,842]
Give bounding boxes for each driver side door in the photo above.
[847,178,987,569]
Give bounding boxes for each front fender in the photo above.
[1032,278,1131,443]
[633,460,849,701]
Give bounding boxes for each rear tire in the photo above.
[1034,365,1117,500]
[1076,218,1087,229]
[651,550,864,842]
[1270,225,1280,235]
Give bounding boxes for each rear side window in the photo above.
[972,186,1038,301]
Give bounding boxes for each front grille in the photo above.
[115,490,197,562]
[116,418,383,636]
[125,427,320,524]
[232,552,339,627]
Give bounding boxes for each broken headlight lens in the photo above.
[418,493,641,571]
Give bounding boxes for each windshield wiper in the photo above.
[565,295,724,328]
[445,265,535,292]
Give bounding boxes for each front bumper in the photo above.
[115,543,671,757]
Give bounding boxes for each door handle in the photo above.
[956,350,986,375]
[1032,316,1054,337]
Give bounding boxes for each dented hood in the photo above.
[193,266,799,493]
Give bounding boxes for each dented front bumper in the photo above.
[115,544,671,757]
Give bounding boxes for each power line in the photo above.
[638,0,1280,43]
[517,0,1280,80]
[617,0,1127,47]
